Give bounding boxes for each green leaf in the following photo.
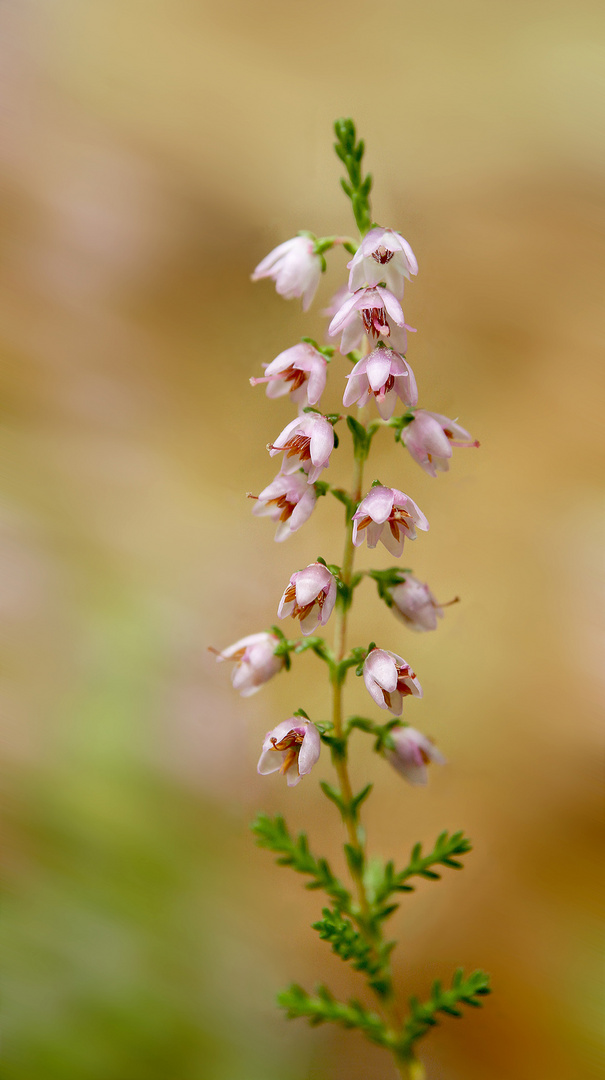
[278,982,390,1047]
[395,969,491,1053]
[372,831,473,907]
[251,814,351,911]
[319,781,345,813]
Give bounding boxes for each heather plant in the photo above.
[213,118,489,1079]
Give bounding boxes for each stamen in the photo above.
[371,246,394,265]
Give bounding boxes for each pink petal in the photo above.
[357,486,394,524]
[365,350,392,391]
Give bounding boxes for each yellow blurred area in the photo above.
[1,1,604,1078]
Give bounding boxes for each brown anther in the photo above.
[362,307,389,337]
[285,434,312,461]
[281,365,307,391]
[271,729,305,752]
[389,519,400,540]
[356,514,373,530]
[267,493,295,522]
[375,374,395,397]
[372,246,394,265]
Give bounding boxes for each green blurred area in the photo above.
[1,1,604,1078]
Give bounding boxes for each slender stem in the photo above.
[330,449,369,917]
[330,441,405,1042]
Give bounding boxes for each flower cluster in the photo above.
[214,193,478,785]
[212,120,488,1077]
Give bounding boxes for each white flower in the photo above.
[352,486,429,558]
[251,471,317,542]
[343,346,418,419]
[212,632,284,696]
[252,236,322,311]
[363,648,423,716]
[328,285,412,355]
[403,411,479,477]
[277,562,337,636]
[347,226,418,296]
[268,413,335,485]
[386,727,446,785]
[388,575,444,632]
[257,718,321,787]
[250,343,328,407]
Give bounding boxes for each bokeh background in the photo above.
[2,1,604,1078]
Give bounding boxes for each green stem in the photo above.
[330,448,368,916]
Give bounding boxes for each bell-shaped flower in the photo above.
[250,470,316,542]
[212,632,284,697]
[387,574,444,632]
[403,410,479,478]
[252,236,322,311]
[347,227,418,296]
[250,343,328,407]
[278,562,337,636]
[269,413,334,484]
[363,647,422,715]
[328,285,413,355]
[343,346,418,419]
[352,485,429,557]
[385,726,446,785]
[257,718,321,787]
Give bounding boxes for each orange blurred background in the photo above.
[1,2,604,1078]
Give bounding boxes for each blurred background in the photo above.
[1,1,604,1078]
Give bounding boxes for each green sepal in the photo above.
[389,411,416,442]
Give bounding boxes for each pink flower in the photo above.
[403,410,479,478]
[387,575,444,632]
[268,413,335,484]
[347,227,418,296]
[352,485,429,557]
[328,286,413,355]
[250,343,327,407]
[363,647,422,715]
[212,632,284,697]
[278,562,337,636]
[250,471,316,542]
[343,346,418,419]
[251,236,322,311]
[385,726,446,786]
[257,718,321,787]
